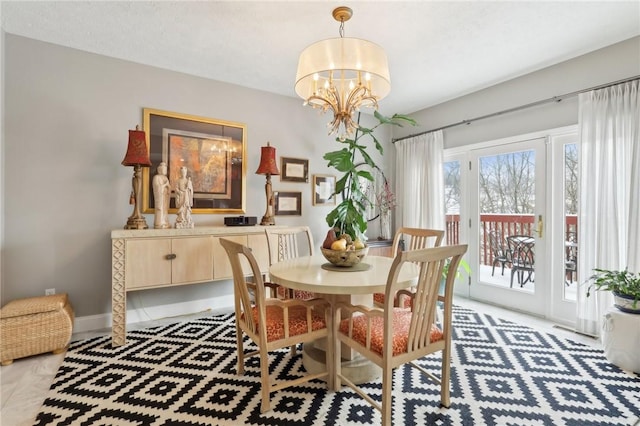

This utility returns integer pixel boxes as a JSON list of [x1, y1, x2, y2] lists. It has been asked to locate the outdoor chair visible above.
[[219, 238, 331, 413], [488, 229, 510, 276], [373, 227, 444, 308], [507, 235, 535, 288], [333, 244, 468, 426]]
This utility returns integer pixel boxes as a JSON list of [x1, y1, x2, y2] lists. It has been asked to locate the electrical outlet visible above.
[[45, 288, 56, 296]]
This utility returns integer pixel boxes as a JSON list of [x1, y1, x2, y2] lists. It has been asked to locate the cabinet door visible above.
[[172, 237, 213, 284], [213, 235, 248, 279], [126, 239, 172, 289]]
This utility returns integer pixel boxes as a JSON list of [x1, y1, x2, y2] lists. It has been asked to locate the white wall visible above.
[[395, 37, 640, 148], [1, 34, 392, 325]]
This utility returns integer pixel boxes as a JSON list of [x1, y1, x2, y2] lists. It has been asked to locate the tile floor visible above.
[[0, 299, 614, 426]]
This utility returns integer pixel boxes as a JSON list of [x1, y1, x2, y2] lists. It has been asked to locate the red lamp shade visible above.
[[121, 126, 152, 167], [255, 142, 279, 175]]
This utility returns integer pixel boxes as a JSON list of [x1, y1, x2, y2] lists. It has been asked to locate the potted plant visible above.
[[443, 258, 471, 282], [586, 268, 640, 314], [322, 111, 416, 243]]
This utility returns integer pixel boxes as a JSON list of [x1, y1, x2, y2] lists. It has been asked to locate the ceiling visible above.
[[2, 1, 639, 115]]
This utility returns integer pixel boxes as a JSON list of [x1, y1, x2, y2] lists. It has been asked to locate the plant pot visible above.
[[613, 292, 640, 314]]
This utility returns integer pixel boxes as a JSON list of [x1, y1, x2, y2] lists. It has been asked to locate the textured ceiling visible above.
[[2, 1, 639, 115]]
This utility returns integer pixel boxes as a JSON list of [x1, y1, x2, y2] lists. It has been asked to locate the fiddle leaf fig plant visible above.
[[323, 111, 416, 241]]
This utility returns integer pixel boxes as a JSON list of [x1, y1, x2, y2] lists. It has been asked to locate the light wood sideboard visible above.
[[111, 226, 286, 346]]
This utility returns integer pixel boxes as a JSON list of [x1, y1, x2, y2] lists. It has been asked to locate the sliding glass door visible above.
[[444, 129, 579, 322], [549, 133, 579, 323], [468, 138, 548, 315]]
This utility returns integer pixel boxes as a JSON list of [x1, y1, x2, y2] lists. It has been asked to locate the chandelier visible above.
[[295, 6, 390, 139]]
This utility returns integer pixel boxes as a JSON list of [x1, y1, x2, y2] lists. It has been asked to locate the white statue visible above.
[[175, 166, 194, 229], [152, 162, 171, 229]]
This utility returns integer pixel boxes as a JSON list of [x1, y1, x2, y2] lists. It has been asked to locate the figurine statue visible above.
[[152, 162, 171, 229], [175, 166, 194, 229]]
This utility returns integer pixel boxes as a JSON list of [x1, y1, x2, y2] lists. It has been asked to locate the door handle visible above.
[[534, 215, 544, 238]]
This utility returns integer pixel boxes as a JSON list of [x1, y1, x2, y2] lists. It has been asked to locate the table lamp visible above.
[[122, 125, 152, 229], [255, 142, 279, 225]]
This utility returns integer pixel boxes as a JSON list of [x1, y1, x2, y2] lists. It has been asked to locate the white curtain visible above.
[[394, 131, 445, 231], [577, 80, 640, 336]]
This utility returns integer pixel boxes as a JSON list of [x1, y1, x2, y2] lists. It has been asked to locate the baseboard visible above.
[[72, 295, 235, 334]]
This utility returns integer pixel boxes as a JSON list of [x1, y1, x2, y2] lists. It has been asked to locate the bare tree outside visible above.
[[565, 144, 578, 215], [444, 161, 461, 214], [479, 150, 535, 214]]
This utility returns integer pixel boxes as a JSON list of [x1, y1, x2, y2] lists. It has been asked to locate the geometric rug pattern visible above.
[[35, 306, 640, 425]]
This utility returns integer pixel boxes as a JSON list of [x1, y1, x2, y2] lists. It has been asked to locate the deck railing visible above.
[[445, 214, 578, 266]]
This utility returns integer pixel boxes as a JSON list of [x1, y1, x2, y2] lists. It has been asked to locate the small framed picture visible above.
[[280, 157, 309, 182], [313, 174, 336, 206], [274, 191, 302, 215]]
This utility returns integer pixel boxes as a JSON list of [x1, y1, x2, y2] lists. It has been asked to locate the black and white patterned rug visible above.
[[35, 307, 639, 425]]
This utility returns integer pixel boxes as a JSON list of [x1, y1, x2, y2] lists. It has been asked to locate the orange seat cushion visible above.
[[276, 286, 316, 301], [249, 305, 326, 342], [339, 308, 443, 356], [373, 292, 412, 309]]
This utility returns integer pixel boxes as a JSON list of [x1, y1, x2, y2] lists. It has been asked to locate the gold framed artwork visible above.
[[274, 191, 302, 215], [142, 108, 246, 214], [280, 157, 309, 182], [312, 174, 336, 206]]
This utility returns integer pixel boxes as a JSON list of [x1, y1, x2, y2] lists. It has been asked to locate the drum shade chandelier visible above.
[[295, 6, 390, 140]]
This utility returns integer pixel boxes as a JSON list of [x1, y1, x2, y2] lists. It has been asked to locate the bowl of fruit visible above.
[[320, 229, 368, 267]]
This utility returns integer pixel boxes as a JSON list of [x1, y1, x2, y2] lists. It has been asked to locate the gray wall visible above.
[[3, 33, 639, 328], [1, 34, 391, 321], [395, 37, 640, 148]]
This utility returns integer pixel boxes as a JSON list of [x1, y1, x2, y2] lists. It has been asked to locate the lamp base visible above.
[[260, 215, 275, 226], [124, 217, 149, 230]]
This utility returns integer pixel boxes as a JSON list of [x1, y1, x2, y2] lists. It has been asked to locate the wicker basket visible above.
[[0, 293, 74, 365]]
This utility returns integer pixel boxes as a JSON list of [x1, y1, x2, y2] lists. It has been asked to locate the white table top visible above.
[[268, 255, 418, 295]]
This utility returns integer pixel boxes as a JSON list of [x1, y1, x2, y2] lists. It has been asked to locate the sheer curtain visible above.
[[394, 131, 445, 231], [577, 80, 640, 336]]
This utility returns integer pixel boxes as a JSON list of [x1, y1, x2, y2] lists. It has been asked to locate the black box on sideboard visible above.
[[224, 216, 257, 226]]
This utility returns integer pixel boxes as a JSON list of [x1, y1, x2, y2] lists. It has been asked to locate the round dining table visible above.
[[268, 254, 418, 384]]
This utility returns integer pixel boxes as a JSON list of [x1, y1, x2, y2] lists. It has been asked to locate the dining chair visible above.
[[265, 226, 316, 300], [488, 229, 510, 276], [373, 227, 445, 308], [219, 238, 332, 413], [506, 235, 535, 287], [333, 244, 468, 426]]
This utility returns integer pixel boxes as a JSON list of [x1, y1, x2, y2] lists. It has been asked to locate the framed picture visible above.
[[274, 191, 302, 215], [142, 108, 246, 214], [312, 174, 336, 206], [280, 157, 309, 182]]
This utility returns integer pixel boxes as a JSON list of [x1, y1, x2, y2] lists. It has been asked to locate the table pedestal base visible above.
[[302, 341, 381, 385]]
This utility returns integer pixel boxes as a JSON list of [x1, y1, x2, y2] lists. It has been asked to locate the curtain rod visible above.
[[392, 75, 640, 143]]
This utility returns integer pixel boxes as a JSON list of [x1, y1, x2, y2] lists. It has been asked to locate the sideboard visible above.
[[111, 226, 287, 346]]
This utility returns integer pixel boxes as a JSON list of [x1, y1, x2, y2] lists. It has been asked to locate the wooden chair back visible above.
[[265, 226, 314, 265], [219, 237, 331, 413], [335, 244, 468, 426], [375, 227, 445, 308], [391, 227, 445, 255]]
